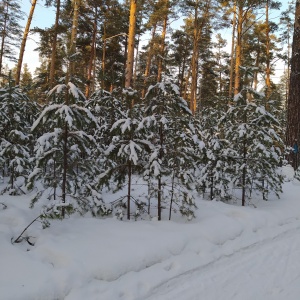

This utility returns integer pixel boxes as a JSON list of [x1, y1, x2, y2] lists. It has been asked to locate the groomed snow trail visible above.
[[143, 228, 300, 300]]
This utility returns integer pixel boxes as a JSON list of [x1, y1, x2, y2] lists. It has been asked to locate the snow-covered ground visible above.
[[1, 166, 300, 300]]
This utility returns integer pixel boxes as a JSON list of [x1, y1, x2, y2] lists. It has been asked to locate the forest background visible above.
[[0, 0, 297, 222]]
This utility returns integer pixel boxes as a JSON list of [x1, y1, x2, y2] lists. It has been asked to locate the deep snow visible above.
[[1, 166, 300, 300]]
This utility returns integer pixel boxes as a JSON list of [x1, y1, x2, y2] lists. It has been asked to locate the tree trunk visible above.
[[253, 48, 260, 90], [265, 0, 271, 102], [127, 160, 132, 220], [68, 0, 81, 82], [234, 4, 243, 95], [157, 5, 169, 83], [102, 23, 106, 90], [142, 24, 157, 97], [286, 1, 300, 169], [190, 0, 199, 114], [228, 1, 237, 98], [190, 0, 210, 113], [158, 121, 164, 221], [125, 0, 137, 88], [85, 6, 97, 98], [15, 0, 37, 85], [49, 0, 61, 88], [133, 34, 140, 87], [0, 1, 9, 75], [61, 121, 68, 218]]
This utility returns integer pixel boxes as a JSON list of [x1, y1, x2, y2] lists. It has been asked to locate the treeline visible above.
[[0, 0, 294, 110]]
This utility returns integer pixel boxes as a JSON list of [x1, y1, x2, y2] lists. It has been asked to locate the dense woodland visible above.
[[0, 0, 298, 222]]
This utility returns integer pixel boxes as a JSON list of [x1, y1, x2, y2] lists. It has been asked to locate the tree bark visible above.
[[49, 0, 61, 88], [228, 1, 237, 98], [0, 1, 9, 75], [85, 6, 97, 98], [142, 24, 157, 97], [157, 3, 168, 83], [61, 121, 68, 218], [68, 0, 81, 82], [286, 0, 300, 169], [127, 160, 132, 220], [234, 4, 243, 95], [125, 0, 137, 88], [265, 0, 271, 101], [190, 0, 199, 114], [15, 0, 37, 85]]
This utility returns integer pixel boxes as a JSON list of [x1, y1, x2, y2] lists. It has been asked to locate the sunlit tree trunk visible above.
[[49, 0, 61, 88], [234, 4, 243, 95], [228, 1, 237, 98], [125, 0, 137, 89], [15, 0, 37, 85]]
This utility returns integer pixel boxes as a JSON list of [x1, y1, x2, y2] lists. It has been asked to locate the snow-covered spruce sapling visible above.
[[0, 77, 37, 194], [143, 77, 204, 220], [102, 88, 150, 220], [85, 88, 125, 190], [198, 108, 232, 201], [221, 87, 284, 206], [86, 88, 125, 146], [27, 82, 109, 218]]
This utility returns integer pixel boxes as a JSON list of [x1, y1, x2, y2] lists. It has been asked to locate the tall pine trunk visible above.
[[142, 24, 157, 97], [49, 0, 61, 88], [265, 0, 271, 102], [234, 4, 243, 95], [125, 0, 137, 88], [157, 4, 168, 83], [190, 0, 199, 114], [286, 1, 300, 169], [228, 1, 237, 98], [0, 1, 9, 75], [86, 7, 97, 98], [68, 0, 81, 82], [15, 0, 37, 85]]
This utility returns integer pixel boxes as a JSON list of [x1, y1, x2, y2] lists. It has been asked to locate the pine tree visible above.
[[143, 76, 204, 220], [198, 107, 232, 201], [103, 89, 150, 220], [27, 82, 108, 218], [222, 85, 284, 205], [0, 75, 38, 194]]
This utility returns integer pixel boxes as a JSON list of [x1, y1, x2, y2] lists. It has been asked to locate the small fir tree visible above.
[[27, 82, 110, 218], [221, 87, 284, 205]]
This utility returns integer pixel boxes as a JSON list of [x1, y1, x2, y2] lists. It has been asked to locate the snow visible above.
[[1, 172, 300, 299]]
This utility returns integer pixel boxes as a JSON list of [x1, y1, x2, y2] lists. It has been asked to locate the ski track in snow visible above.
[[64, 217, 300, 300], [142, 223, 300, 300]]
